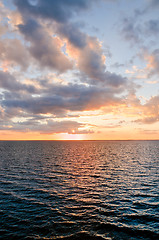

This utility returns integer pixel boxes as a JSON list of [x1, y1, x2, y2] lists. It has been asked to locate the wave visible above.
[[97, 222, 159, 239], [0, 140, 159, 240], [53, 232, 106, 240]]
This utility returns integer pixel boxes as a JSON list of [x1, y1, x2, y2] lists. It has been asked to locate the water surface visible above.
[[0, 140, 159, 239]]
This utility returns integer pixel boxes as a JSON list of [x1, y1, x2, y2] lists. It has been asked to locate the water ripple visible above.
[[0, 140, 159, 239]]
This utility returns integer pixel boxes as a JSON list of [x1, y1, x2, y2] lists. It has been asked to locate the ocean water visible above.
[[0, 140, 158, 240]]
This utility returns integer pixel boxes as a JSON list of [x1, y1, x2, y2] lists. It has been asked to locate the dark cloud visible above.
[[14, 0, 127, 87], [145, 19, 159, 36], [104, 71, 127, 87], [74, 37, 127, 87], [121, 17, 141, 45], [149, 0, 159, 8], [0, 118, 94, 134], [18, 19, 72, 72], [41, 120, 93, 134], [0, 71, 36, 93], [14, 0, 92, 23], [78, 45, 106, 81], [120, 13, 159, 48], [0, 38, 30, 70], [111, 62, 125, 68], [57, 22, 87, 48], [2, 82, 123, 116]]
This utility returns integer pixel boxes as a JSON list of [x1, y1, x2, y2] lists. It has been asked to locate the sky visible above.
[[0, 0, 159, 140]]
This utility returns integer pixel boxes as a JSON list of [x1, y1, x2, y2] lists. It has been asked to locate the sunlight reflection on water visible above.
[[0, 140, 159, 239]]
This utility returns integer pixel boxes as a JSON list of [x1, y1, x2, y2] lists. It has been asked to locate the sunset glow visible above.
[[0, 0, 159, 140]]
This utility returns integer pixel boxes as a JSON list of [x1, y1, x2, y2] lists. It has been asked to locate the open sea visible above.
[[0, 140, 158, 240]]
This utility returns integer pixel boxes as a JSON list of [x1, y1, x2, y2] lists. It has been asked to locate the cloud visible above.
[[14, 0, 127, 87], [148, 0, 159, 9], [13, 0, 93, 23], [0, 0, 129, 137], [134, 95, 159, 124], [135, 117, 159, 124], [120, 17, 141, 45], [0, 119, 94, 134], [111, 62, 125, 69], [0, 71, 36, 93], [120, 10, 159, 48], [2, 0, 157, 139], [66, 36, 127, 87], [2, 79, 124, 117], [145, 19, 159, 36], [18, 19, 72, 72], [137, 129, 159, 135], [145, 49, 159, 77], [0, 2, 9, 20], [102, 124, 122, 129], [127, 48, 159, 80], [0, 38, 30, 70], [56, 22, 87, 48]]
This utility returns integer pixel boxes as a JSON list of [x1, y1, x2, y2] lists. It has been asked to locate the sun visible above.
[[59, 133, 85, 140]]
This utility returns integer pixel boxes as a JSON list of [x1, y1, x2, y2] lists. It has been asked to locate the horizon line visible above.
[[0, 139, 159, 141]]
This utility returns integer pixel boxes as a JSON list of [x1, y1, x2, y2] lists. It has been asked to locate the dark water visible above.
[[0, 140, 159, 240]]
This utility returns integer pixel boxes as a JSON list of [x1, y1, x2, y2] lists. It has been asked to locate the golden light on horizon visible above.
[[59, 133, 85, 141]]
